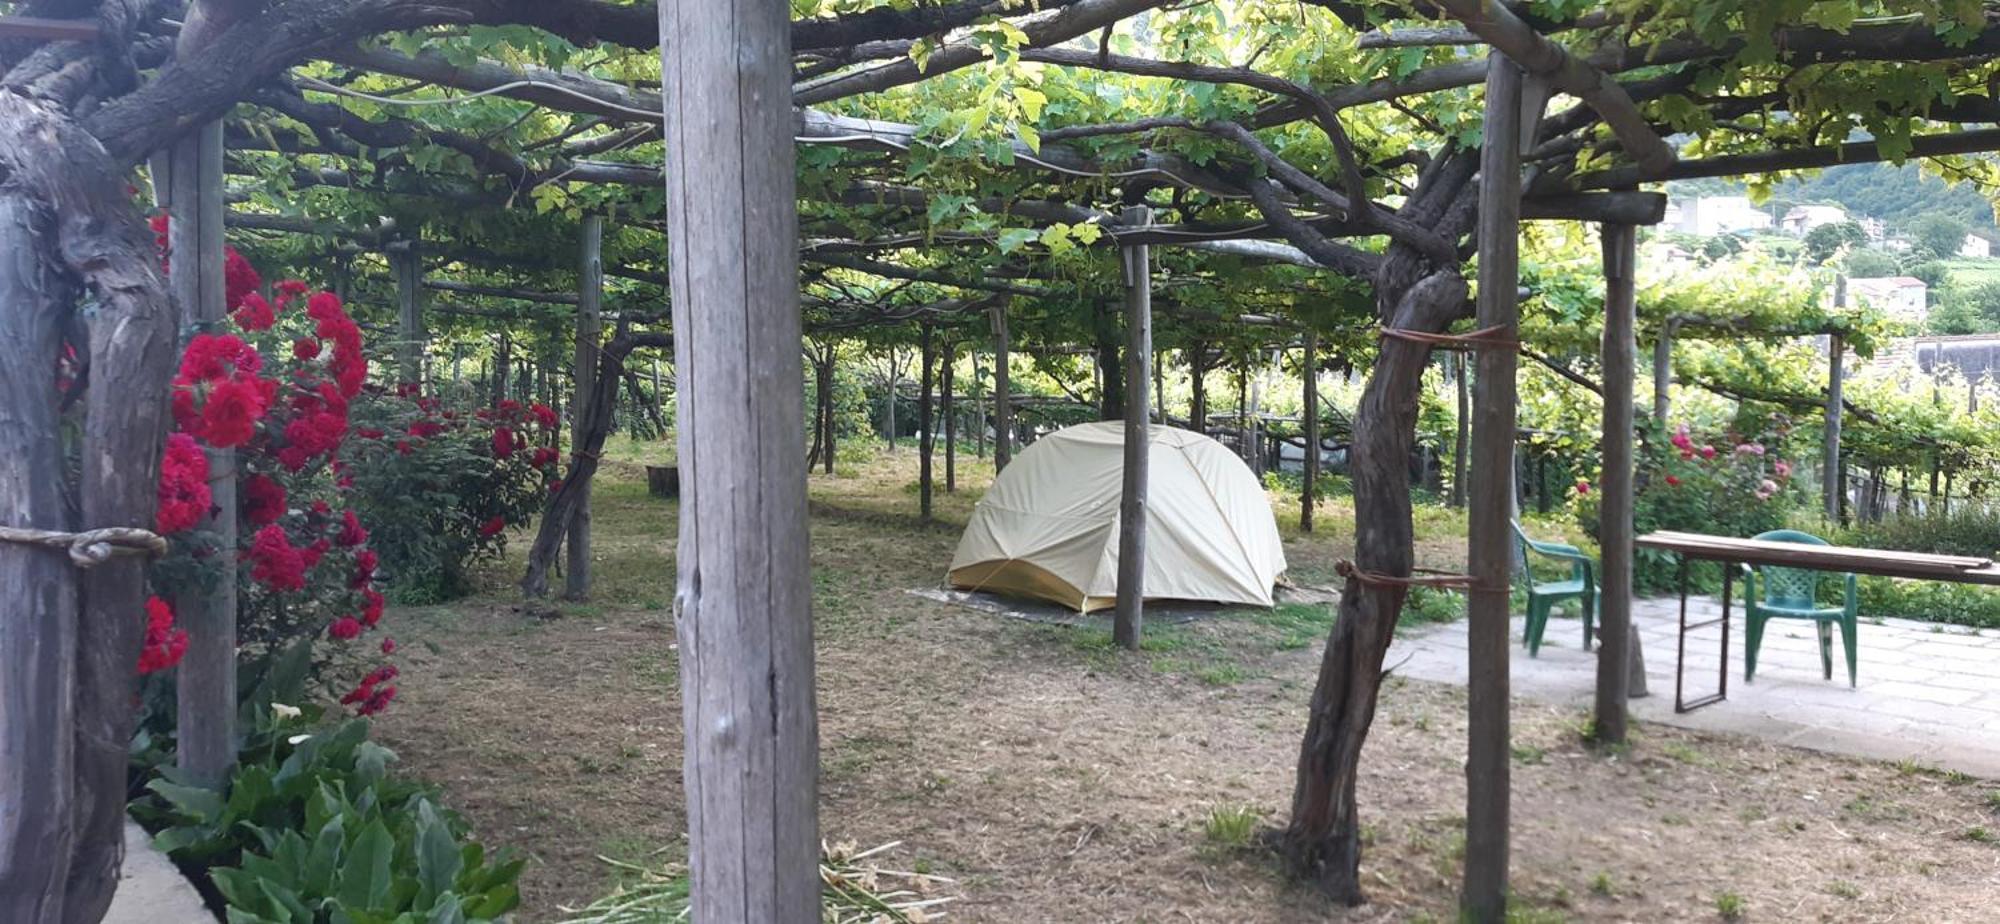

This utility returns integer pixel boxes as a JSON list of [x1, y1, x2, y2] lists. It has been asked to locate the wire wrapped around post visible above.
[[1378, 324, 1521, 353], [0, 526, 168, 568], [1335, 558, 1496, 592]]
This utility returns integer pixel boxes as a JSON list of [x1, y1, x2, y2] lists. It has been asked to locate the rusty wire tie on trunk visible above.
[[1335, 559, 1494, 592], [0, 526, 168, 568], [1377, 324, 1520, 352]]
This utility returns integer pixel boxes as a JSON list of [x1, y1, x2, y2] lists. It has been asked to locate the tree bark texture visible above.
[[1279, 143, 1481, 905], [0, 88, 178, 924], [1302, 331, 1320, 533], [990, 304, 1012, 472], [659, 2, 822, 919]]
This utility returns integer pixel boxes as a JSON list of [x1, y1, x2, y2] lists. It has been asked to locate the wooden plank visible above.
[[1595, 222, 1636, 742], [1637, 531, 1992, 572], [659, 1, 820, 919], [1114, 204, 1151, 650], [0, 15, 100, 42], [393, 247, 425, 383], [170, 121, 238, 789], [566, 214, 603, 601], [1463, 51, 1522, 924]]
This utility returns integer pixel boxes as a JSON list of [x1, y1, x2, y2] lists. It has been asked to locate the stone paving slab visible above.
[[103, 819, 213, 923], [1386, 596, 2000, 779]]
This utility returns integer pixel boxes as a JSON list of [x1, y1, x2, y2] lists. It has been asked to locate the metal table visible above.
[[1634, 531, 2000, 713]]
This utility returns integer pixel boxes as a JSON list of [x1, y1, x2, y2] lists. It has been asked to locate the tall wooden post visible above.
[[1595, 222, 1637, 742], [167, 121, 237, 788], [1463, 52, 1522, 924], [393, 246, 425, 385], [1114, 205, 1152, 650], [1189, 343, 1207, 433], [659, 2, 819, 919], [972, 350, 986, 460], [919, 322, 935, 521], [567, 214, 603, 600], [942, 338, 957, 492], [1451, 353, 1470, 507], [1825, 332, 1845, 522], [1652, 319, 1675, 424], [990, 304, 1012, 472], [1302, 331, 1320, 532], [492, 331, 511, 407]]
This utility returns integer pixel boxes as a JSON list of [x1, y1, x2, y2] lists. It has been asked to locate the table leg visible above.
[[1675, 556, 1689, 712], [1677, 556, 1729, 713], [1719, 561, 1732, 703]]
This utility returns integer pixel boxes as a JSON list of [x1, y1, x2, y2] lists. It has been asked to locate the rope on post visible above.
[[1379, 324, 1521, 352], [0, 525, 168, 568], [1335, 559, 1490, 591]]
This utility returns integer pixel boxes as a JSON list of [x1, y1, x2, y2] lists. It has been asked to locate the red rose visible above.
[[531, 403, 558, 429], [247, 523, 307, 592], [491, 427, 515, 459], [328, 617, 363, 641], [337, 509, 368, 546], [478, 516, 506, 537], [242, 473, 287, 526], [1665, 475, 1682, 487], [137, 597, 189, 675], [157, 433, 211, 534], [292, 338, 322, 361]]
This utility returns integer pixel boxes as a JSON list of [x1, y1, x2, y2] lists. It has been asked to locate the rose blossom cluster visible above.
[[145, 215, 396, 711]]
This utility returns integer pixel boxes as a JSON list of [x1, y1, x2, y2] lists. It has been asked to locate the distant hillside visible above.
[[1668, 163, 2000, 235]]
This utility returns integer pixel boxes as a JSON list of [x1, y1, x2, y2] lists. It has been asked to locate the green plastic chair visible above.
[[1742, 529, 1859, 687], [1511, 520, 1597, 657]]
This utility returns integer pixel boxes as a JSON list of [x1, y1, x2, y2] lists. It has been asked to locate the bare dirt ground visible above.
[[372, 445, 2000, 922]]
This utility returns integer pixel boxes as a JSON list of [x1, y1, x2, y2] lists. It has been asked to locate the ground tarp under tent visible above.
[[947, 422, 1287, 611]]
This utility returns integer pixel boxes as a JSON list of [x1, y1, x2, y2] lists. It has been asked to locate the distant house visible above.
[[1665, 195, 1774, 237], [1846, 276, 1929, 323], [1780, 204, 1848, 236], [1857, 216, 1887, 242], [1960, 233, 1992, 259]]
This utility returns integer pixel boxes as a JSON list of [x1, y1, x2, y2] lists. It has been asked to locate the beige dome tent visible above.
[[947, 421, 1287, 611]]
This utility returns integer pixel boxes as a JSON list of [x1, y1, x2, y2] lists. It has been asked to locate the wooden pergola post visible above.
[[1451, 352, 1470, 508], [1825, 332, 1845, 522], [1595, 221, 1637, 742], [392, 244, 425, 385], [990, 303, 1012, 472], [1463, 51, 1522, 924], [1652, 318, 1675, 424], [566, 214, 603, 601], [1114, 204, 1152, 650], [659, 2, 820, 919], [168, 120, 237, 788], [941, 336, 957, 492], [1302, 330, 1320, 532], [919, 320, 935, 521]]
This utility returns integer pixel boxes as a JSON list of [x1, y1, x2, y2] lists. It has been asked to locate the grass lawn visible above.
[[369, 439, 2000, 922]]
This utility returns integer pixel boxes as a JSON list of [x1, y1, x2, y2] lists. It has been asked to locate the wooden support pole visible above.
[[990, 304, 1012, 472], [1825, 332, 1845, 522], [1452, 352, 1470, 508], [1189, 344, 1207, 433], [883, 349, 899, 452], [169, 120, 237, 788], [492, 331, 511, 407], [972, 350, 986, 460], [1302, 330, 1320, 533], [567, 214, 603, 601], [659, 2, 819, 919], [1595, 222, 1637, 741], [393, 246, 425, 385], [1652, 319, 1675, 424], [919, 321, 936, 522], [1114, 204, 1152, 650], [942, 339, 957, 492], [1463, 52, 1522, 924]]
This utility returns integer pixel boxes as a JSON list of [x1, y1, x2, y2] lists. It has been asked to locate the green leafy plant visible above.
[[135, 717, 521, 923]]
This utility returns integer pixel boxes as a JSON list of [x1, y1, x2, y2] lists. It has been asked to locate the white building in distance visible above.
[[1665, 195, 1774, 237], [1960, 233, 1992, 259], [1846, 276, 1929, 324], [1780, 204, 1849, 236]]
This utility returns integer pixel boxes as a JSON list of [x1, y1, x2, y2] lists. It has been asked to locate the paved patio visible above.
[[1386, 596, 2000, 778]]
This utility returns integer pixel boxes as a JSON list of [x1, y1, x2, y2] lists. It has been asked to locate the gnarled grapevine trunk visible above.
[[0, 88, 178, 924], [1280, 270, 1467, 900]]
